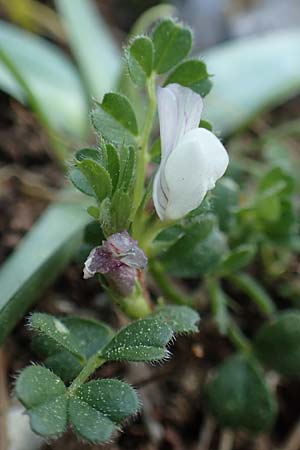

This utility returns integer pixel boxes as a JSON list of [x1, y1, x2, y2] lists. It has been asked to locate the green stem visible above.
[[131, 175, 154, 240], [206, 277, 251, 353], [150, 261, 193, 305], [68, 354, 105, 395], [107, 283, 152, 319], [138, 215, 175, 254], [227, 272, 276, 317], [132, 75, 156, 219], [206, 277, 229, 335], [227, 320, 252, 354]]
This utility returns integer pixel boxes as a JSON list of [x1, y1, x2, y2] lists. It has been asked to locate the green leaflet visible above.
[[102, 318, 173, 362], [254, 311, 300, 376], [92, 93, 138, 145], [76, 159, 112, 204], [152, 19, 192, 74], [127, 36, 154, 86], [16, 366, 67, 437], [161, 219, 227, 278], [150, 305, 200, 334], [219, 244, 256, 274], [207, 354, 277, 432], [164, 59, 209, 94]]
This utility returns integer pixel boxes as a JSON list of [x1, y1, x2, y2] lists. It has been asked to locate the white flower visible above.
[[153, 83, 229, 221]]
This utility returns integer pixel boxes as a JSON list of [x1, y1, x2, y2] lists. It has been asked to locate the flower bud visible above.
[[83, 231, 147, 297]]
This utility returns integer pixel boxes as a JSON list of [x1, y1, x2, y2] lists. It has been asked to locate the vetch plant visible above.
[[15, 18, 229, 444]]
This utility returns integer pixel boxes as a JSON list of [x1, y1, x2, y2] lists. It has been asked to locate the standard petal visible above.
[[163, 128, 229, 220], [157, 84, 203, 159], [153, 166, 169, 220]]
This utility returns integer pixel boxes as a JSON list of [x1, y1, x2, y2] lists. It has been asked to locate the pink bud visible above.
[[83, 231, 147, 296]]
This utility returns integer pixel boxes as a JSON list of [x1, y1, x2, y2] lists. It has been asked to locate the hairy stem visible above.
[[132, 75, 156, 219], [68, 354, 105, 395], [106, 282, 152, 319]]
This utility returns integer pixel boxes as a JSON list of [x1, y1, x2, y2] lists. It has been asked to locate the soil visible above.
[[1, 3, 300, 450]]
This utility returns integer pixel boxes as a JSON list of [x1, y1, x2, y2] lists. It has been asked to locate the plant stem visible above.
[[150, 261, 193, 305], [206, 277, 251, 353], [228, 320, 252, 354], [227, 272, 276, 318], [104, 282, 152, 319], [206, 277, 229, 335], [132, 75, 156, 219], [68, 354, 105, 395], [138, 215, 175, 254]]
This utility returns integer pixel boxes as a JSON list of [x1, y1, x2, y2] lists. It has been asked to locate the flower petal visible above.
[[106, 231, 147, 269], [191, 128, 229, 189], [157, 84, 203, 159], [163, 128, 229, 220], [153, 166, 169, 220], [83, 247, 117, 279], [108, 266, 137, 297]]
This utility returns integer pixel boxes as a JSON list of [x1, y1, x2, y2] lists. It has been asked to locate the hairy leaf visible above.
[[152, 19, 192, 74], [127, 35, 154, 86], [92, 93, 138, 144], [69, 379, 139, 444], [151, 305, 200, 333], [207, 354, 277, 432], [16, 365, 67, 437], [102, 318, 173, 362]]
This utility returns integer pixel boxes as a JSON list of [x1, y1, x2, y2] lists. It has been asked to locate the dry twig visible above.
[[218, 429, 235, 450], [195, 416, 216, 450]]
